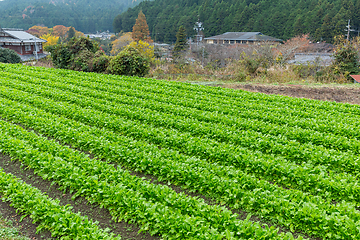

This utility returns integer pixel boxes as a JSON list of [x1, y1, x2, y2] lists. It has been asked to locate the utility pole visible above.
[[345, 19, 355, 41], [193, 18, 204, 45], [34, 37, 38, 61], [29, 38, 38, 61]]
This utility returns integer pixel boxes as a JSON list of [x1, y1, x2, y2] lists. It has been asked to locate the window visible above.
[[25, 45, 31, 51]]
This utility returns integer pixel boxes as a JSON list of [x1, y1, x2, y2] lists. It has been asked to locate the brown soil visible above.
[[0, 125, 317, 240], [0, 152, 160, 240], [226, 83, 360, 105]]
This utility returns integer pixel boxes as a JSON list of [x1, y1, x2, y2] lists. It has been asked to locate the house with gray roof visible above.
[[204, 32, 283, 44], [0, 28, 47, 61]]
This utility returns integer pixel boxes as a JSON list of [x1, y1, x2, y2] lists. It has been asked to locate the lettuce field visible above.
[[0, 63, 360, 239]]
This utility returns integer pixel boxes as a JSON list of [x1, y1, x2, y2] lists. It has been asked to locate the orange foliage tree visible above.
[[27, 25, 84, 44], [132, 11, 152, 43], [111, 32, 134, 55], [52, 25, 69, 38], [27, 26, 51, 37], [276, 34, 311, 61]]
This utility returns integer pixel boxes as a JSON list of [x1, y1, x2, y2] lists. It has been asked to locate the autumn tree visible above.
[[27, 26, 51, 37], [53, 25, 70, 38], [132, 10, 152, 42], [129, 40, 154, 62], [276, 34, 310, 61], [111, 32, 134, 55], [41, 34, 60, 48]]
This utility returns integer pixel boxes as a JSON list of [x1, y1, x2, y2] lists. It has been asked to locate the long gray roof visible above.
[[0, 29, 46, 43], [204, 32, 282, 42]]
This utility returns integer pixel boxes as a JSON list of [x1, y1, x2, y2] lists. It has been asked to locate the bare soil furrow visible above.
[[0, 152, 159, 240]]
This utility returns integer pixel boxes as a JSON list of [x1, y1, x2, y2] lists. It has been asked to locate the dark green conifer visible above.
[[173, 26, 187, 59]]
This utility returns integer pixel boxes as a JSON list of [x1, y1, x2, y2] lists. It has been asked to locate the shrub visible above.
[[0, 48, 21, 63], [47, 37, 100, 70], [331, 36, 360, 80], [90, 51, 110, 73], [107, 46, 149, 77], [128, 40, 155, 62], [332, 44, 359, 78], [48, 44, 72, 69], [72, 49, 93, 71]]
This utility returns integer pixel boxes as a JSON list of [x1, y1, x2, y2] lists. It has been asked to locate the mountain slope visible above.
[[114, 0, 360, 43], [0, 0, 144, 32]]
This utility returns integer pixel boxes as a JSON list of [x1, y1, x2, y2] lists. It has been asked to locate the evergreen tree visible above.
[[132, 10, 152, 42], [0, 48, 21, 63], [317, 14, 333, 42], [293, 16, 304, 36], [173, 26, 188, 59], [332, 7, 347, 37], [113, 0, 360, 43], [66, 27, 75, 41]]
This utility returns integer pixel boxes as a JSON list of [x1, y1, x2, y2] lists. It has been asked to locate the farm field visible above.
[[0, 63, 360, 239], [228, 83, 360, 105]]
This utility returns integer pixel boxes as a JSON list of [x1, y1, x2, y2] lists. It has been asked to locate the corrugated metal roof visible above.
[[350, 75, 360, 83], [0, 29, 46, 43], [204, 32, 282, 42]]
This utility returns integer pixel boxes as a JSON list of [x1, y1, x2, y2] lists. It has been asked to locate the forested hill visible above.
[[114, 0, 360, 43], [0, 0, 144, 33]]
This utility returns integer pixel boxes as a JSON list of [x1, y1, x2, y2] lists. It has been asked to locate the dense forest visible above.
[[0, 0, 144, 33], [114, 0, 360, 43]]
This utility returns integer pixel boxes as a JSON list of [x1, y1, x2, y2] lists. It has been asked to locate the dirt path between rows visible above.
[[226, 84, 360, 105], [0, 152, 159, 240]]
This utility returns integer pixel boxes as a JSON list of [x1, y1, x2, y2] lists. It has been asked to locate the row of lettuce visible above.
[[2, 70, 360, 200], [1, 81, 360, 204], [4, 64, 360, 140], [0, 114, 295, 239], [0, 167, 120, 239], [1, 64, 360, 238]]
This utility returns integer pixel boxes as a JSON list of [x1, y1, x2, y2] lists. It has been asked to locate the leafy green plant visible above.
[[3, 63, 360, 239], [332, 36, 360, 80], [0, 214, 31, 240], [0, 169, 120, 240], [0, 48, 21, 64], [0, 120, 286, 240], [90, 51, 110, 73], [72, 49, 93, 71], [107, 46, 149, 76], [47, 37, 102, 71]]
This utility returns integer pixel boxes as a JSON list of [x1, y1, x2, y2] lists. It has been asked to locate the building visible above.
[[0, 28, 47, 61], [288, 53, 334, 66], [85, 31, 114, 40], [204, 32, 283, 44]]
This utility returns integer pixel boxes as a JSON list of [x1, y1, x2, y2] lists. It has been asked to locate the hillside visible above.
[[114, 0, 360, 43], [0, 0, 144, 33]]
